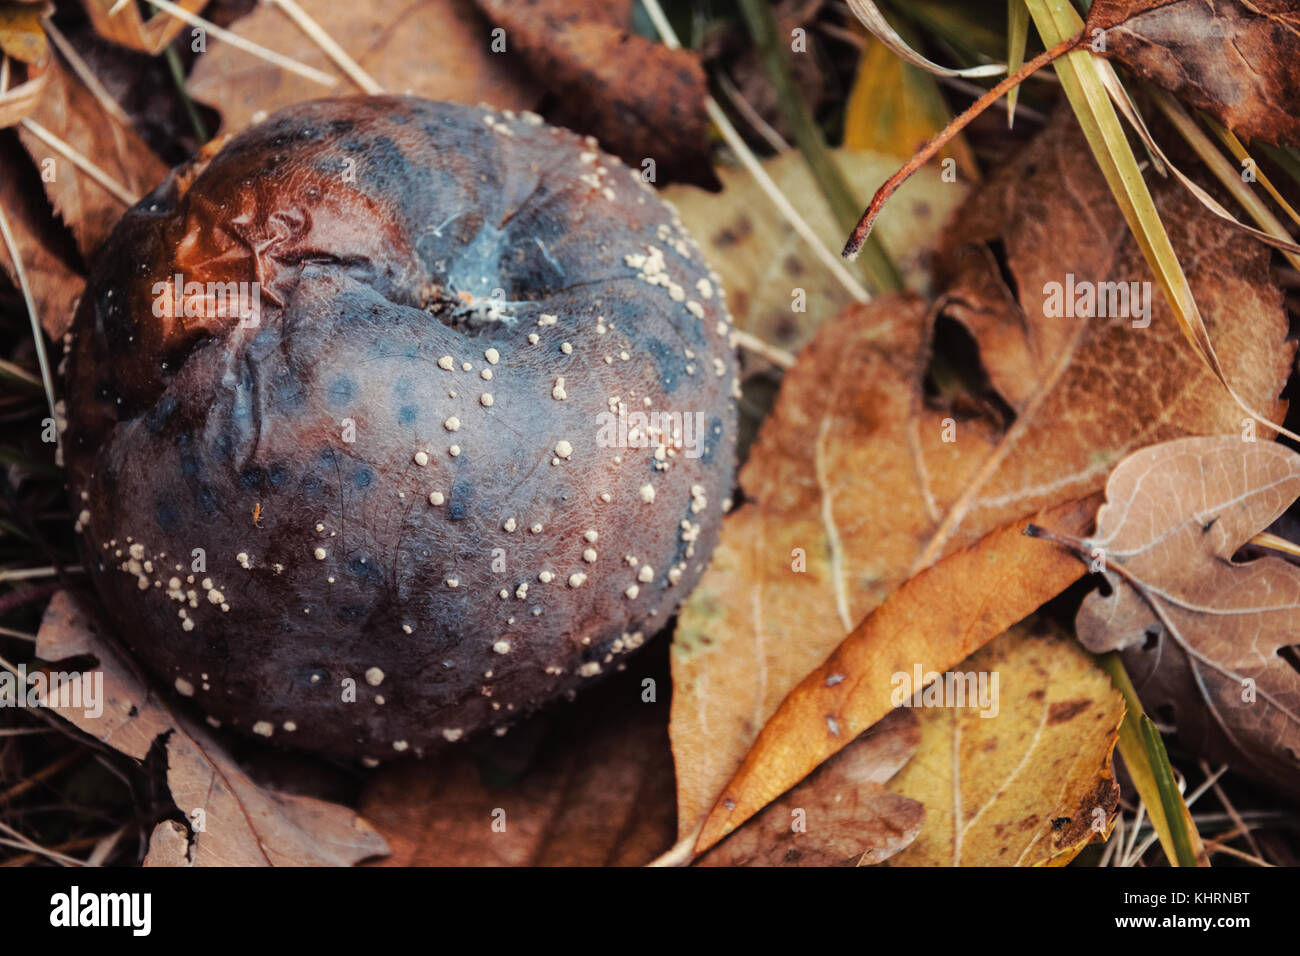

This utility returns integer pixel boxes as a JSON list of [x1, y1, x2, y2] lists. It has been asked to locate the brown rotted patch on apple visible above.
[[63, 97, 737, 762]]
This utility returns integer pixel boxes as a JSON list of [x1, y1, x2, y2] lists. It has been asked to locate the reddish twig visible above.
[[843, 31, 1086, 260]]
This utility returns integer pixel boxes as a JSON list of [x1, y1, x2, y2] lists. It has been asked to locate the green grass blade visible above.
[[1098, 653, 1206, 867]]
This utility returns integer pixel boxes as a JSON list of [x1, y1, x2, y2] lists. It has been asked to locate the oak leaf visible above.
[[1072, 435, 1300, 799]]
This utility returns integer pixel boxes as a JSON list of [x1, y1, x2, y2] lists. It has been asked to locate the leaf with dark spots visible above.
[[883, 623, 1125, 867], [1087, 0, 1300, 146]]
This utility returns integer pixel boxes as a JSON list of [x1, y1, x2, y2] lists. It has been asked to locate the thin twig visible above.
[[733, 329, 796, 369], [843, 31, 1085, 259], [0, 566, 82, 584]]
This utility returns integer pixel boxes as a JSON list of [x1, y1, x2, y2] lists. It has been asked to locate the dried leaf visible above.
[[692, 496, 1099, 854], [187, 0, 540, 138], [1088, 0, 1300, 146], [359, 654, 676, 866], [15, 57, 167, 260], [934, 104, 1290, 461], [696, 709, 923, 867], [1072, 435, 1300, 799], [670, 111, 1292, 838], [885, 621, 1124, 867], [0, 134, 83, 338], [33, 590, 388, 866], [664, 155, 965, 358], [670, 294, 998, 837], [0, 53, 48, 128], [473, 0, 716, 187]]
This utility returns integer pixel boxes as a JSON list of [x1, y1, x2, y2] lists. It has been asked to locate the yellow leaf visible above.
[[885, 621, 1125, 867]]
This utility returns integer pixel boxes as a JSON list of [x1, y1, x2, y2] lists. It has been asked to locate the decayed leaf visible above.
[[931, 104, 1291, 505], [670, 294, 999, 837], [693, 496, 1099, 854], [0, 2, 48, 64], [696, 709, 923, 867], [664, 150, 965, 356], [33, 590, 388, 866], [0, 134, 83, 338], [15, 57, 167, 260], [670, 109, 1292, 839], [359, 652, 676, 867], [473, 0, 715, 188], [1072, 435, 1300, 799], [885, 621, 1124, 867], [1087, 0, 1300, 147], [187, 0, 539, 138]]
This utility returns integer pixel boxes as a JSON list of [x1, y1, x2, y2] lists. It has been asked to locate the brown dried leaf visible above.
[[15, 57, 167, 260], [693, 497, 1100, 854], [1087, 0, 1300, 146], [696, 709, 923, 867], [473, 0, 716, 188], [359, 656, 677, 866], [34, 590, 388, 866], [0, 134, 83, 338], [671, 108, 1292, 837], [1073, 435, 1300, 799], [671, 294, 999, 837], [885, 621, 1124, 867], [187, 0, 540, 138]]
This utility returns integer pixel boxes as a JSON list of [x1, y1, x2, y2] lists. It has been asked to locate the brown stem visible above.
[[843, 31, 1086, 260]]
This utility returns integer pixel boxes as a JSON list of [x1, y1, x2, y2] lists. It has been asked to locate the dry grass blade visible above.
[[18, 118, 136, 206], [846, 0, 1005, 78], [1142, 87, 1300, 272], [1204, 117, 1300, 231], [267, 0, 382, 93]]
